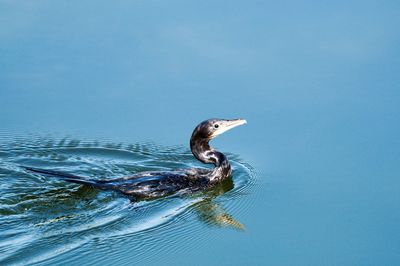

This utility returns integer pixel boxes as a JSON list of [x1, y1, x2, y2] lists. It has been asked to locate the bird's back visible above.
[[105, 169, 212, 199]]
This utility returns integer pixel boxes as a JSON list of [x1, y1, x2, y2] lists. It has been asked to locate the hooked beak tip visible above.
[[233, 119, 247, 126]]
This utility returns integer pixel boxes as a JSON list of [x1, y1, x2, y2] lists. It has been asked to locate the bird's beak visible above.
[[211, 119, 247, 138]]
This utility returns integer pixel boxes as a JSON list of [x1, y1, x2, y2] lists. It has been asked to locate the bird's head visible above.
[[191, 118, 247, 140]]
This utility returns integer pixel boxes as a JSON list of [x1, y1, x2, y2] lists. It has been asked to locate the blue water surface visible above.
[[1, 1, 400, 265]]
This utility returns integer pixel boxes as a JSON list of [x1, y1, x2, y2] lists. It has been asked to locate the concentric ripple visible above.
[[0, 136, 257, 265]]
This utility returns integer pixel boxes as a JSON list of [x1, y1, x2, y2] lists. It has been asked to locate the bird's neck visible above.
[[190, 138, 232, 182]]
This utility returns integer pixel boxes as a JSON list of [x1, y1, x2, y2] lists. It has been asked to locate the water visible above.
[[1, 1, 400, 265]]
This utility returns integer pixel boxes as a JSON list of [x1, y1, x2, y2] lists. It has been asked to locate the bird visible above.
[[24, 118, 247, 200]]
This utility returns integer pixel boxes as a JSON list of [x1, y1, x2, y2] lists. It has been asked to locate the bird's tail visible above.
[[22, 166, 111, 189]]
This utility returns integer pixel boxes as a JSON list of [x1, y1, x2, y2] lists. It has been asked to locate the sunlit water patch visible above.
[[0, 136, 257, 265]]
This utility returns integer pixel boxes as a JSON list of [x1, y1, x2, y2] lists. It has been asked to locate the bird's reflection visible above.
[[191, 177, 245, 230]]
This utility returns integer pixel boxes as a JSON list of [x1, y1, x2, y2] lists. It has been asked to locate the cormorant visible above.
[[24, 118, 247, 200]]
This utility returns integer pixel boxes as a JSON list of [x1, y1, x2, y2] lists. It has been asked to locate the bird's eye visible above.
[[214, 124, 219, 129]]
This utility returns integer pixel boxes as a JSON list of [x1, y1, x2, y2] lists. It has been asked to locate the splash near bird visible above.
[[24, 119, 247, 200]]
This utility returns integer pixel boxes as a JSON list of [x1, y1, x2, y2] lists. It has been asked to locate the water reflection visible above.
[[193, 177, 245, 230]]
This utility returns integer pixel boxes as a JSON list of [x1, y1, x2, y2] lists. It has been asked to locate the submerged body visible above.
[[25, 167, 212, 199], [25, 119, 246, 200]]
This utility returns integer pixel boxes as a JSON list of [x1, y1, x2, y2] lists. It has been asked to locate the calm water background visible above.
[[1, 1, 400, 265]]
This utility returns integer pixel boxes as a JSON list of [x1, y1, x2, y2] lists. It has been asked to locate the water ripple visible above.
[[0, 136, 258, 265]]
